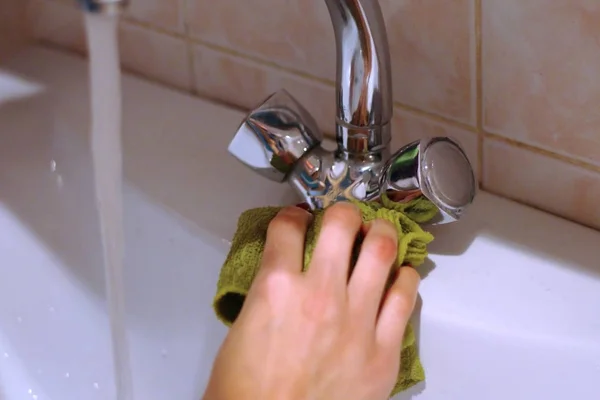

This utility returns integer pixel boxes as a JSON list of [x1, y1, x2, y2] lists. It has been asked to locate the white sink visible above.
[[1, 46, 599, 400]]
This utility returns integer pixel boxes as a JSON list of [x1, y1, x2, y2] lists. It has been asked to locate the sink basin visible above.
[[1, 46, 599, 400]]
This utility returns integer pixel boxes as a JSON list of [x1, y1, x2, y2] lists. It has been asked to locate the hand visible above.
[[203, 202, 421, 400]]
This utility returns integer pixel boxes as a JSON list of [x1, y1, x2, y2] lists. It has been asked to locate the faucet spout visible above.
[[77, 0, 128, 14], [325, 0, 393, 156]]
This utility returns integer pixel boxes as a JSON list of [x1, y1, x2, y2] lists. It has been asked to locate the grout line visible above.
[[124, 17, 483, 133], [181, 0, 198, 95], [192, 39, 337, 87], [36, 39, 250, 113], [190, 88, 250, 114], [474, 0, 483, 130], [480, 186, 600, 231], [393, 102, 479, 133], [474, 0, 484, 184], [123, 17, 337, 87], [184, 38, 197, 95], [483, 131, 600, 173], [121, 18, 485, 132], [20, 0, 31, 41], [37, 38, 86, 58]]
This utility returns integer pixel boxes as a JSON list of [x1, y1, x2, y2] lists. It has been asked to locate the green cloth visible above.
[[213, 197, 437, 397]]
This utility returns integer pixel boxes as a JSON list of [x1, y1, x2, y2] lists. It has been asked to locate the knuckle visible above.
[[264, 268, 294, 287], [323, 202, 362, 228], [372, 218, 398, 238], [370, 354, 400, 384], [371, 234, 398, 262], [365, 220, 398, 262], [302, 289, 340, 323], [254, 269, 294, 301], [387, 290, 415, 318], [401, 265, 422, 284]]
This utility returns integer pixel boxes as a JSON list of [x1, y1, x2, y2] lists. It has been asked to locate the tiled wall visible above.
[[25, 0, 600, 230], [0, 0, 29, 61]]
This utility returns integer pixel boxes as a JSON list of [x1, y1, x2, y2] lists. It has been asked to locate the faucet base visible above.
[[288, 146, 387, 209]]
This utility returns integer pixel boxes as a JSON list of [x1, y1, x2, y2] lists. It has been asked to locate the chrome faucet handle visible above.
[[381, 137, 476, 225], [228, 89, 323, 183]]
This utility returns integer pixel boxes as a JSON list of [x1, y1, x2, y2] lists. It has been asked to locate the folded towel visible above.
[[213, 196, 437, 397]]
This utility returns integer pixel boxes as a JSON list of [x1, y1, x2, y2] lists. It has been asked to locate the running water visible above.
[[84, 13, 134, 400]]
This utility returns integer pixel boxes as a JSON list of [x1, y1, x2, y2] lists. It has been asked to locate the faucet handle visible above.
[[228, 89, 323, 183], [381, 137, 476, 225]]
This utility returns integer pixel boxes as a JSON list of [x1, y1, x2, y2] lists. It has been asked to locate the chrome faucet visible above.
[[229, 0, 476, 224], [77, 0, 128, 14]]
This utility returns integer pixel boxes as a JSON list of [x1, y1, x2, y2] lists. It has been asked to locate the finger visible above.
[[260, 206, 312, 274], [376, 266, 420, 350], [306, 202, 362, 289], [347, 219, 398, 323]]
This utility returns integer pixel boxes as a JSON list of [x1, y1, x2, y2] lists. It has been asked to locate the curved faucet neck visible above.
[[325, 0, 393, 156]]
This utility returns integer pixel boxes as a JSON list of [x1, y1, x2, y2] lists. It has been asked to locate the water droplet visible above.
[[32, 395, 38, 400], [17, 316, 22, 323], [3, 352, 8, 358], [65, 372, 70, 378], [50, 160, 57, 172], [28, 389, 33, 394], [57, 175, 64, 187], [93, 382, 99, 390], [49, 306, 55, 313]]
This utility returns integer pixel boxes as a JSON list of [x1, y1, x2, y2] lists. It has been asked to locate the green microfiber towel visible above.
[[213, 196, 437, 397]]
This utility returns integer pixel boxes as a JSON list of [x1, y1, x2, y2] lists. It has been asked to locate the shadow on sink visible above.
[[420, 192, 600, 281]]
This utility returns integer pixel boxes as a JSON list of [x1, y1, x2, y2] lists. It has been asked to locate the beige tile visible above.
[[126, 0, 184, 33], [483, 138, 600, 230], [25, 2, 191, 90], [0, 0, 28, 63], [382, 0, 475, 125], [27, 0, 87, 55], [186, 0, 474, 125], [0, 31, 27, 63], [483, 0, 600, 167], [119, 23, 191, 91], [391, 109, 480, 180], [192, 44, 336, 135], [186, 0, 336, 81], [0, 0, 27, 36]]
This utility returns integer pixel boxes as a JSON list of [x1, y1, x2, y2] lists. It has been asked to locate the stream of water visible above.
[[84, 13, 134, 400]]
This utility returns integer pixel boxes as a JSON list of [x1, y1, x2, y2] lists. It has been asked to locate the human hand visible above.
[[203, 202, 421, 400]]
